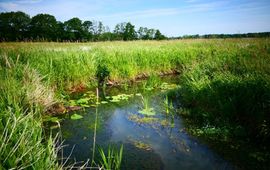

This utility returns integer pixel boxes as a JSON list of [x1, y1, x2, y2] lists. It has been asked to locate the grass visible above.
[[0, 38, 269, 169]]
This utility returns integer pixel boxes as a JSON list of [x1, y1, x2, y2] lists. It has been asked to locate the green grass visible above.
[[0, 38, 270, 169]]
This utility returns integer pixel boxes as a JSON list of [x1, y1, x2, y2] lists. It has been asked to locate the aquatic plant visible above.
[[98, 144, 123, 170], [163, 95, 172, 115], [96, 63, 110, 87], [138, 96, 156, 116], [128, 114, 158, 124]]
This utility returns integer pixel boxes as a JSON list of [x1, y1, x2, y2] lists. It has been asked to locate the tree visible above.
[[90, 20, 105, 41], [114, 22, 126, 40], [123, 22, 136, 41], [137, 27, 148, 40], [154, 29, 166, 40], [30, 14, 58, 41], [82, 20, 93, 41], [64, 17, 83, 41], [147, 29, 156, 40], [55, 21, 65, 41], [0, 11, 30, 41]]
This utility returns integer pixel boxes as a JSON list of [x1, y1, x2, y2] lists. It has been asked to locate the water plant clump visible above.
[[138, 96, 156, 116], [98, 144, 123, 170], [128, 114, 159, 124]]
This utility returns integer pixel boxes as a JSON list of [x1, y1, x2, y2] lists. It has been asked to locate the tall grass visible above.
[[179, 39, 270, 142], [0, 56, 60, 169], [98, 144, 123, 170]]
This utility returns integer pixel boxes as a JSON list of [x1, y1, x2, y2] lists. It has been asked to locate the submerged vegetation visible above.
[[0, 38, 270, 169]]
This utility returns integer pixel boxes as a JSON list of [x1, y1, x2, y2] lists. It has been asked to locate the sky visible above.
[[0, 0, 270, 37]]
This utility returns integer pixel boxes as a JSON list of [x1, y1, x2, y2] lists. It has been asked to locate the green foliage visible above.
[[0, 11, 31, 41], [30, 14, 58, 41]]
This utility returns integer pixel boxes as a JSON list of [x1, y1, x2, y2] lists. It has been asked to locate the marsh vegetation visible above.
[[0, 38, 270, 169]]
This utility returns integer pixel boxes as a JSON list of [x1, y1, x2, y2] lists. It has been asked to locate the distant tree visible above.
[[147, 29, 156, 40], [90, 21, 105, 41], [98, 26, 113, 41], [29, 14, 58, 41], [123, 22, 136, 41], [0, 11, 30, 41], [97, 21, 105, 35], [114, 22, 126, 40], [82, 20, 93, 41], [137, 27, 148, 40], [64, 17, 83, 41], [154, 29, 166, 40], [55, 21, 65, 41]]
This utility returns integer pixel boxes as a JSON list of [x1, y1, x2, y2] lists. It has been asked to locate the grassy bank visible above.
[[178, 39, 270, 169], [0, 39, 269, 169]]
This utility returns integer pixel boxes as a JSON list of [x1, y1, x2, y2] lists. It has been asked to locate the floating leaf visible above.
[[110, 99, 120, 103], [43, 116, 61, 123], [101, 101, 108, 104], [71, 113, 83, 120]]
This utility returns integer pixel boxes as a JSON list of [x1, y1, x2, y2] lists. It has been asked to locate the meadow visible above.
[[0, 39, 269, 169]]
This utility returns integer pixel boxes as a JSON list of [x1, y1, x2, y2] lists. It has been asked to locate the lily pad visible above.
[[101, 101, 108, 104], [43, 116, 61, 123], [109, 93, 134, 103], [71, 113, 83, 120]]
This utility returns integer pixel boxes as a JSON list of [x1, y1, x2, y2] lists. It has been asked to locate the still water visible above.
[[48, 77, 233, 170]]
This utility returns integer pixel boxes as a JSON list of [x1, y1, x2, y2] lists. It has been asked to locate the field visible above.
[[0, 39, 270, 169]]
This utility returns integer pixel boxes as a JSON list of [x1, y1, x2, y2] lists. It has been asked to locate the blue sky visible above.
[[0, 0, 270, 36]]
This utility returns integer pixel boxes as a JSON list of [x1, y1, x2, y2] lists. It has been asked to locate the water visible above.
[[49, 78, 234, 170]]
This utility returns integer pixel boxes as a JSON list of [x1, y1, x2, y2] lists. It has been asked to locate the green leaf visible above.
[[71, 113, 83, 120]]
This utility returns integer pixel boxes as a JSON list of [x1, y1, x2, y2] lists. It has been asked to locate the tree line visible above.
[[1, 11, 269, 42], [0, 11, 166, 42], [173, 32, 270, 39]]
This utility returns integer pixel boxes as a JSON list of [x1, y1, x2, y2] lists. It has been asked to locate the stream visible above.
[[47, 77, 234, 170]]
